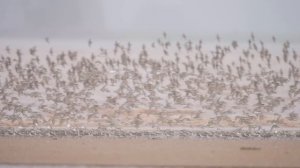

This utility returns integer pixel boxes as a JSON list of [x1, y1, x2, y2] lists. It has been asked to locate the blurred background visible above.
[[0, 0, 299, 41]]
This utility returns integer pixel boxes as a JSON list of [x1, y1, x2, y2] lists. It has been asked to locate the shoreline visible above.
[[1, 127, 300, 140]]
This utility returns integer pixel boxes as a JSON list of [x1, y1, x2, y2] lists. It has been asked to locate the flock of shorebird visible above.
[[0, 33, 299, 129]]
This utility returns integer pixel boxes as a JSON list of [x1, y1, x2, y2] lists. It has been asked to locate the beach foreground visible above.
[[0, 137, 300, 167]]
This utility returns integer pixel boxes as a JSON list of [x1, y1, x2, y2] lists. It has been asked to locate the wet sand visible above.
[[1, 137, 300, 167]]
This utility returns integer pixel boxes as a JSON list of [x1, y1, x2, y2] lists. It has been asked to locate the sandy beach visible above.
[[1, 0, 300, 167], [0, 137, 300, 167]]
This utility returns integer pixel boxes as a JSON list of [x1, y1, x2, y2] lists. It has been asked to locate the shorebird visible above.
[[88, 39, 92, 47], [45, 37, 50, 43], [29, 46, 37, 56], [0, 33, 298, 133], [5, 46, 11, 54]]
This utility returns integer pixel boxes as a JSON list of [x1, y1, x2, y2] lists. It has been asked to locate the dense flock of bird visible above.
[[0, 33, 299, 130]]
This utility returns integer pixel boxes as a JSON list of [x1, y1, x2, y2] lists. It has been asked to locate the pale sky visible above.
[[0, 0, 299, 40]]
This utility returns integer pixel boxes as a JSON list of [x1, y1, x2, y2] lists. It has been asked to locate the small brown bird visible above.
[[88, 39, 92, 47]]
